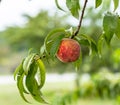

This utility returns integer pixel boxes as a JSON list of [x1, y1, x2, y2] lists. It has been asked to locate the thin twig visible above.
[[71, 0, 88, 39]]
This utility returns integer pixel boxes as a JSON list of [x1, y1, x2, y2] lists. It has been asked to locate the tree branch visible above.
[[71, 0, 88, 39]]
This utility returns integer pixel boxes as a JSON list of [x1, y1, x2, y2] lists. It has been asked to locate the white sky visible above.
[[0, 0, 57, 30], [0, 0, 119, 31]]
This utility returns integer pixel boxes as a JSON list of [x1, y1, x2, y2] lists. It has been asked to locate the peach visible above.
[[56, 38, 80, 63]]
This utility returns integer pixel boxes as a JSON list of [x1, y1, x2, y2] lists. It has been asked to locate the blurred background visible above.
[[0, 0, 120, 105]]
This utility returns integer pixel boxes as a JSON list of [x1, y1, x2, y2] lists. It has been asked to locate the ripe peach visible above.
[[56, 38, 80, 63]]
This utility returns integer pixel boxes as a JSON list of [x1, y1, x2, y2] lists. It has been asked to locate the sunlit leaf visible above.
[[103, 12, 119, 45], [113, 0, 119, 11], [112, 48, 120, 63], [65, 27, 74, 37], [95, 0, 102, 8], [36, 59, 46, 89], [28, 48, 33, 55], [66, 0, 80, 18], [23, 53, 36, 75], [40, 45, 45, 57]]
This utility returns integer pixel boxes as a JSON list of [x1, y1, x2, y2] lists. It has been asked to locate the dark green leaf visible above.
[[55, 0, 65, 11], [44, 28, 65, 54], [113, 0, 119, 11], [115, 18, 120, 39], [23, 53, 36, 75], [75, 34, 98, 55], [66, 0, 80, 18], [36, 59, 46, 89], [103, 12, 119, 45], [91, 41, 98, 54], [50, 34, 65, 58], [75, 36, 89, 46], [26, 62, 48, 104], [95, 0, 102, 8]]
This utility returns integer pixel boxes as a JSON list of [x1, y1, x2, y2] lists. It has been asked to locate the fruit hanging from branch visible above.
[[56, 38, 80, 63], [13, 0, 120, 104]]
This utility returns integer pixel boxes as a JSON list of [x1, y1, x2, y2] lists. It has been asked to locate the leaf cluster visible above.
[[14, 53, 48, 104], [56, 0, 120, 19]]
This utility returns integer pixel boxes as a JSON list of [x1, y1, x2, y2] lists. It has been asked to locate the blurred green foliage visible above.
[[50, 70, 120, 105], [2, 11, 69, 52]]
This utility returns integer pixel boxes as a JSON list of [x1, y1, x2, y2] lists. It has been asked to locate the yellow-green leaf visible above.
[[113, 0, 119, 11], [17, 73, 29, 103], [95, 0, 102, 8], [115, 18, 120, 39], [23, 53, 35, 75], [36, 59, 46, 89]]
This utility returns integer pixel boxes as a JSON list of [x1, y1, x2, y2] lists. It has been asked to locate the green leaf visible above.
[[98, 35, 105, 57], [55, 0, 65, 11], [15, 60, 29, 96], [73, 51, 82, 71], [15, 60, 29, 102], [66, 0, 80, 18], [75, 36, 90, 46], [91, 41, 98, 54], [44, 28, 65, 54], [112, 48, 120, 63], [65, 27, 74, 36], [36, 59, 46, 89], [103, 12, 119, 45], [14, 60, 24, 80], [25, 61, 48, 104], [113, 0, 119, 11], [95, 0, 102, 8], [50, 34, 65, 58], [75, 34, 98, 55], [115, 18, 120, 39], [23, 53, 36, 75], [28, 48, 33, 55], [40, 45, 45, 57], [17, 73, 29, 103]]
